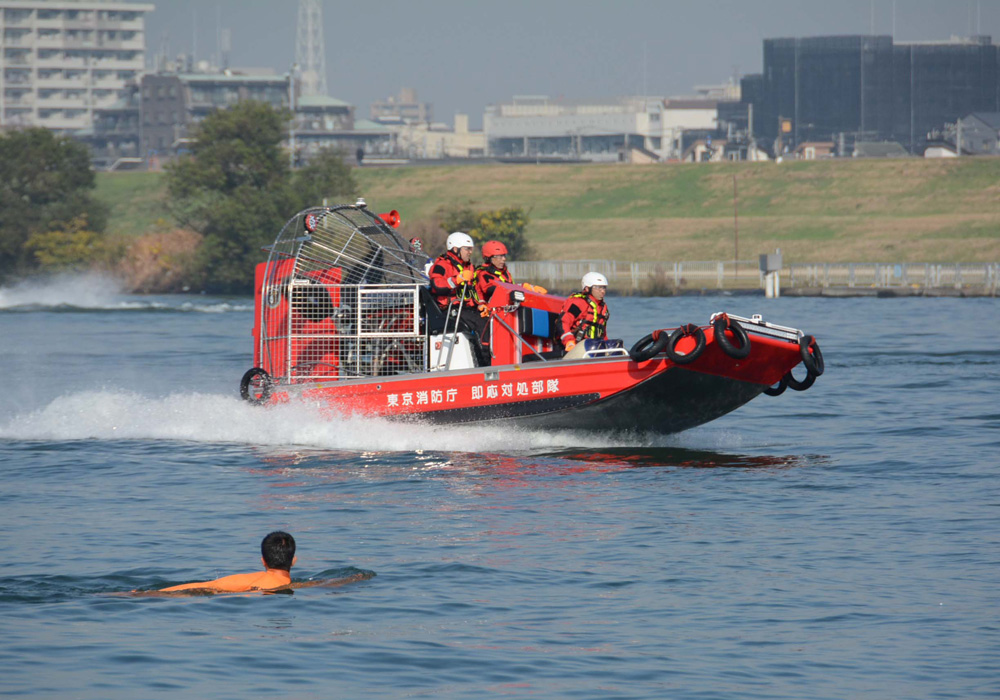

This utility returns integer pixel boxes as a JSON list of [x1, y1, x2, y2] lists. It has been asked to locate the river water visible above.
[[0, 274, 996, 699]]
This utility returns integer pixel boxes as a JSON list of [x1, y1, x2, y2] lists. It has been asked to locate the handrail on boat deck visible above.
[[488, 312, 550, 363]]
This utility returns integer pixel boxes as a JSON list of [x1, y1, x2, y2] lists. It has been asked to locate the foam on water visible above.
[[0, 272, 124, 309], [0, 273, 250, 312], [0, 389, 630, 452]]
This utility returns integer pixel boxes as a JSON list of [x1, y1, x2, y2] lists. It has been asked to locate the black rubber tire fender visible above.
[[763, 375, 788, 396], [712, 316, 751, 360], [785, 368, 816, 392], [240, 367, 272, 405], [799, 335, 825, 377], [629, 329, 671, 362], [665, 323, 706, 365]]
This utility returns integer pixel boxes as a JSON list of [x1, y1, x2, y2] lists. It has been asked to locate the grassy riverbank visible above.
[[96, 158, 1000, 263]]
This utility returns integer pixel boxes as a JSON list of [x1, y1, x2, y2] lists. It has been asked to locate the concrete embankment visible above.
[[781, 286, 992, 297]]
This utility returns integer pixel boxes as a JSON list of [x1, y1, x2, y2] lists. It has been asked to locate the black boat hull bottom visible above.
[[420, 367, 765, 435]]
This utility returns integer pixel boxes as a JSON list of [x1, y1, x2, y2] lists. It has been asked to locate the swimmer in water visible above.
[[160, 531, 296, 593]]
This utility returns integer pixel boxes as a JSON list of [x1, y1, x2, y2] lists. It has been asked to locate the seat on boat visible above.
[[420, 286, 448, 335], [517, 306, 565, 362], [421, 286, 489, 367]]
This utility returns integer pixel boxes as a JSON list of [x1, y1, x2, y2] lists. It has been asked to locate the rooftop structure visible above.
[[370, 87, 432, 124]]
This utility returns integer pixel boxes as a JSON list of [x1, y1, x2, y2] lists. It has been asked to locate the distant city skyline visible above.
[[144, 0, 1000, 128]]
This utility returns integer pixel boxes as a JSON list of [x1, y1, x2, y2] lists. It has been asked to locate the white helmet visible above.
[[582, 272, 608, 289], [446, 231, 474, 250]]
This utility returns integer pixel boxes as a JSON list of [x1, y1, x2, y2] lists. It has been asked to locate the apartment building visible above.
[[1, 0, 153, 132]]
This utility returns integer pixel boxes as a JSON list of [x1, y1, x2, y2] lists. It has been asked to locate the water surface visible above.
[[1, 275, 997, 699]]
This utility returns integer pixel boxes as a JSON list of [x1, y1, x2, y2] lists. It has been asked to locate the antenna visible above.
[[158, 32, 169, 72], [215, 5, 220, 69], [642, 42, 647, 98], [296, 0, 328, 96], [221, 28, 231, 70]]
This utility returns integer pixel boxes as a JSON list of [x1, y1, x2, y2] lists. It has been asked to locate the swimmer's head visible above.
[[261, 531, 296, 571]]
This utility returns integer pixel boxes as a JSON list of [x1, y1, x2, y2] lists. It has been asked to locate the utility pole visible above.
[[288, 63, 298, 169], [733, 173, 739, 278]]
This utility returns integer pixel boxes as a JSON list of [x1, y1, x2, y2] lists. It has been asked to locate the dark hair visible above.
[[261, 531, 295, 571]]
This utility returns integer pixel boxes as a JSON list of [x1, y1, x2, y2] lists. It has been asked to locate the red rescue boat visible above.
[[240, 203, 824, 434]]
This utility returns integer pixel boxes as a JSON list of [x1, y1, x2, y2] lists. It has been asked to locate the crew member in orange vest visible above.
[[474, 240, 548, 308], [474, 240, 514, 305], [428, 232, 488, 363], [559, 272, 610, 352]]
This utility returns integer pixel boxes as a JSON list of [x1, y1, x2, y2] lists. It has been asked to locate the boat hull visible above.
[[272, 328, 803, 435], [523, 367, 765, 434]]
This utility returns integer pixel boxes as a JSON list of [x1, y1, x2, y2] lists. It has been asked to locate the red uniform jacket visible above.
[[429, 251, 476, 308], [559, 292, 609, 345], [474, 264, 514, 304]]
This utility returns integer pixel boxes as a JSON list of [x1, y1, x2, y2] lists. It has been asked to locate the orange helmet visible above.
[[483, 240, 508, 258]]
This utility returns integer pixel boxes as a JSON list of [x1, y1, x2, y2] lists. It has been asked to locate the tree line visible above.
[[0, 101, 529, 293]]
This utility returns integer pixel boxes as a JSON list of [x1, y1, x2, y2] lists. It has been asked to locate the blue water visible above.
[[1, 274, 997, 699]]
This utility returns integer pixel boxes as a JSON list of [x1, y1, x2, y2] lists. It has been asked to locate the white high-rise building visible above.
[[1, 0, 153, 132]]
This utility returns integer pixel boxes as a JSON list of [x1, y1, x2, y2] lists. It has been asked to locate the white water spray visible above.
[[0, 273, 124, 309], [0, 273, 250, 312], [0, 390, 630, 452]]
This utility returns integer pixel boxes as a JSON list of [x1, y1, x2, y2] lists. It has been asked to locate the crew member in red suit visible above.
[[474, 240, 514, 305], [428, 232, 488, 363], [474, 240, 548, 307], [559, 272, 610, 352], [473, 240, 549, 343]]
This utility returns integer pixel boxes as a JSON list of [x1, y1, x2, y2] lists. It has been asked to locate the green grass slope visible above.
[[97, 159, 1000, 263], [95, 171, 170, 237]]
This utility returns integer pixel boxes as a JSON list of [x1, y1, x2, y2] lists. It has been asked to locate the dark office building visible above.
[[891, 38, 999, 152], [743, 35, 1000, 154]]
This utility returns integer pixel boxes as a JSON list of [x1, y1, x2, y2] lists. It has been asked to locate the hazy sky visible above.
[[144, 0, 1000, 127]]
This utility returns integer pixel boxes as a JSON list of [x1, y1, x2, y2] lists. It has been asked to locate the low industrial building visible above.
[[926, 112, 1000, 157], [484, 95, 726, 162], [393, 113, 484, 159]]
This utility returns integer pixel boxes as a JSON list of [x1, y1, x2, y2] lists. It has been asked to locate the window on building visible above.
[[5, 9, 33, 22]]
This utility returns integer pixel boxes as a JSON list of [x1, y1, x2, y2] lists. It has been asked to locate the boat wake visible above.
[[0, 273, 250, 312], [0, 389, 637, 452]]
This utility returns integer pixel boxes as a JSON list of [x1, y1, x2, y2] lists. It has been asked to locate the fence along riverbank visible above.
[[507, 261, 1000, 296]]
